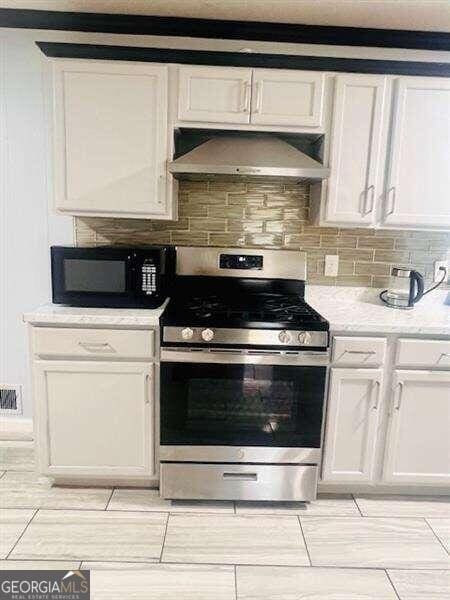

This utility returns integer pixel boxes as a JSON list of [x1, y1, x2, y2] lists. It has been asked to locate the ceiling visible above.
[[2, 0, 450, 32]]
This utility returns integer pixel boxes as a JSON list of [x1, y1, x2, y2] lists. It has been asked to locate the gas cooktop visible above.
[[164, 291, 328, 330]]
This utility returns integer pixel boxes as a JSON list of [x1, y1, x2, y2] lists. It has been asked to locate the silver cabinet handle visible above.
[[253, 81, 263, 114], [157, 174, 165, 206], [240, 81, 251, 112], [385, 186, 396, 216], [362, 185, 375, 216], [395, 381, 404, 411], [145, 373, 151, 404], [244, 82, 251, 112], [239, 80, 247, 111], [438, 352, 450, 363], [78, 341, 114, 353], [372, 380, 381, 410], [223, 472, 258, 481], [344, 350, 376, 355]]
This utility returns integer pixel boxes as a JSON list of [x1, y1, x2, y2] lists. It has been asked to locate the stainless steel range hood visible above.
[[168, 135, 330, 180]]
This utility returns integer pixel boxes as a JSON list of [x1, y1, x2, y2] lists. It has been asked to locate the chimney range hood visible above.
[[168, 135, 330, 180]]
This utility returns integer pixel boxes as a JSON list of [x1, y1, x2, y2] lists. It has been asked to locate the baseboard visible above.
[[319, 482, 450, 496], [52, 477, 159, 488], [0, 417, 33, 441]]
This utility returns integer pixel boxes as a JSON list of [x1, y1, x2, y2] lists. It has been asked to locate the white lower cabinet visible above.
[[383, 370, 450, 485], [322, 368, 383, 483], [34, 360, 155, 479], [322, 336, 450, 490]]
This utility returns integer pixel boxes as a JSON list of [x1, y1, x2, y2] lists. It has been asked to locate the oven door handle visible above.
[[161, 348, 329, 367]]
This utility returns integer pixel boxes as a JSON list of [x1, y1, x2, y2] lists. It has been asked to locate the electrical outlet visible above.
[[434, 260, 448, 283], [325, 255, 339, 277]]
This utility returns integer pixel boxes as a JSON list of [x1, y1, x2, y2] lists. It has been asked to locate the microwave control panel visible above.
[[141, 259, 157, 295]]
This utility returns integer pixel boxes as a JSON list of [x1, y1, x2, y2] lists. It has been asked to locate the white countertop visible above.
[[306, 286, 450, 336], [23, 300, 168, 327], [24, 288, 450, 336]]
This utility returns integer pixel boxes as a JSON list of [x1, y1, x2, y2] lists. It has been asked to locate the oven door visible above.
[[160, 348, 328, 464]]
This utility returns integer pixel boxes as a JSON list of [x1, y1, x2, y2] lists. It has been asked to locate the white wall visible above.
[[0, 26, 449, 421], [0, 29, 73, 419]]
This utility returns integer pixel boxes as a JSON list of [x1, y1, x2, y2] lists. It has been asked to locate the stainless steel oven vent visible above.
[[169, 135, 330, 180]]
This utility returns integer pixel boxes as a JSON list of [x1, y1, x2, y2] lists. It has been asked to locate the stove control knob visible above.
[[201, 328, 215, 342], [278, 330, 292, 344], [181, 327, 194, 340], [298, 331, 312, 345]]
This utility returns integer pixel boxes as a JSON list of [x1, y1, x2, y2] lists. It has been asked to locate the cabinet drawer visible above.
[[332, 336, 386, 365], [33, 327, 155, 359], [161, 463, 318, 501], [396, 338, 450, 368]]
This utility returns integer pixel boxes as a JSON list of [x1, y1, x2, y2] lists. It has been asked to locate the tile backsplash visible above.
[[75, 178, 450, 288]]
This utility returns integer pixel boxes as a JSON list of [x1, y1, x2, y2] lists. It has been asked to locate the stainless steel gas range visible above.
[[159, 247, 329, 502]]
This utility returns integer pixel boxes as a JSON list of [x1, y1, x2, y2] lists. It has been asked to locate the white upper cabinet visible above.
[[250, 69, 324, 127], [382, 77, 450, 228], [325, 74, 387, 224], [322, 368, 383, 483], [178, 66, 252, 124], [177, 66, 324, 128], [321, 73, 450, 230], [383, 370, 450, 485], [53, 60, 174, 219]]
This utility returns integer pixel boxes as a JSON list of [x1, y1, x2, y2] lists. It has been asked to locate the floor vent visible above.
[[0, 385, 23, 415]]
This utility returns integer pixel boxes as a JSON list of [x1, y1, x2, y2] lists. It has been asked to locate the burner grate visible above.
[[186, 294, 321, 323]]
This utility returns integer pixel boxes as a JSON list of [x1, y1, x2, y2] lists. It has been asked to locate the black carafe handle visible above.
[[410, 270, 425, 305]]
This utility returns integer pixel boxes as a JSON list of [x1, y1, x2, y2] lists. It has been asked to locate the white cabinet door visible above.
[[34, 361, 155, 478], [251, 69, 324, 127], [178, 66, 252, 124], [53, 60, 172, 219], [322, 368, 383, 483], [382, 77, 450, 228], [383, 370, 450, 485], [326, 75, 387, 224]]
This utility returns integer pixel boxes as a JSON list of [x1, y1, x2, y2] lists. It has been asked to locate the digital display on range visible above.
[[219, 254, 263, 270]]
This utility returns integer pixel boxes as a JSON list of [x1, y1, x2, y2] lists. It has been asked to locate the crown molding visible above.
[[1, 8, 450, 52], [36, 42, 450, 78]]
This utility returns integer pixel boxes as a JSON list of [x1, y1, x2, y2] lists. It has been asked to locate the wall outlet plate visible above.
[[325, 254, 339, 277], [434, 260, 448, 283]]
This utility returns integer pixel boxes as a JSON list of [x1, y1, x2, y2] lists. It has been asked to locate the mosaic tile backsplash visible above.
[[75, 178, 450, 289]]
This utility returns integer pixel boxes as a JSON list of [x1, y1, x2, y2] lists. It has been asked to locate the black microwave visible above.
[[51, 246, 176, 308]]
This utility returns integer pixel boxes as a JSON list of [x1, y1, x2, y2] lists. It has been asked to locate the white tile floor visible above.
[[0, 442, 449, 599]]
